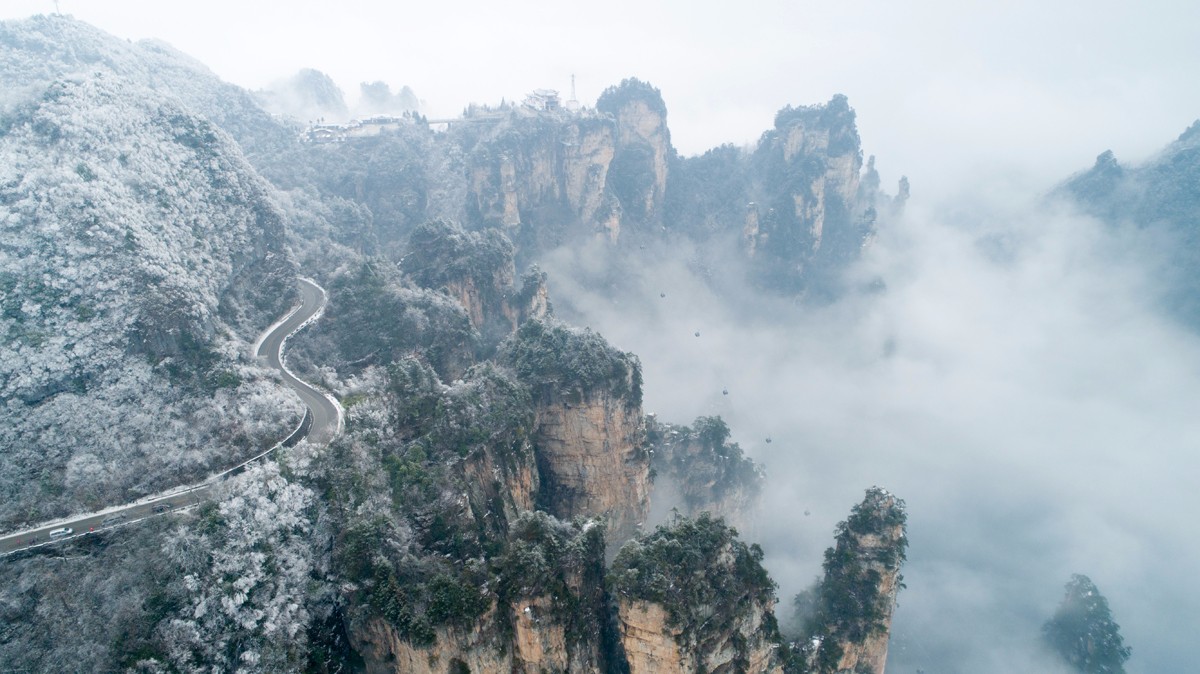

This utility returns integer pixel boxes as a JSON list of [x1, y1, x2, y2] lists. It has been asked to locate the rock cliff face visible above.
[[336, 313, 650, 674], [352, 512, 612, 674], [501, 319, 650, 544], [532, 384, 649, 543], [356, 613, 508, 674], [741, 95, 904, 292], [646, 416, 763, 529], [597, 79, 673, 226], [793, 487, 907, 674], [462, 112, 622, 248], [436, 82, 901, 298], [832, 568, 900, 674], [617, 601, 685, 671], [404, 219, 549, 342], [457, 78, 674, 258], [357, 598, 600, 674], [618, 597, 782, 674], [610, 514, 785, 674]]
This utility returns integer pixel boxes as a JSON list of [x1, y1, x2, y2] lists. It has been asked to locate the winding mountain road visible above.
[[0, 278, 340, 556], [255, 277, 342, 444]]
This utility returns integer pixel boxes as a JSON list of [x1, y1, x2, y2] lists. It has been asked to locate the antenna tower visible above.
[[565, 73, 581, 112]]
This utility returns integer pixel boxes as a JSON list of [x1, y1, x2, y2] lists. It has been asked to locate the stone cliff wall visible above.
[[617, 598, 783, 674], [357, 613, 509, 674], [646, 416, 763, 531], [465, 113, 621, 246], [799, 487, 907, 674], [830, 526, 904, 674], [405, 219, 549, 341], [353, 511, 611, 674], [533, 387, 649, 544], [617, 601, 685, 672], [610, 514, 785, 674], [608, 98, 671, 222]]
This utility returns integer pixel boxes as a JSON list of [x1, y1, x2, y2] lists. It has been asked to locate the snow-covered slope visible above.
[[0, 72, 302, 528], [0, 13, 293, 154]]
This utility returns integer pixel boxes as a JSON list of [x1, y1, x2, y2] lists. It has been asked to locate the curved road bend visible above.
[[255, 278, 341, 444], [0, 277, 340, 555]]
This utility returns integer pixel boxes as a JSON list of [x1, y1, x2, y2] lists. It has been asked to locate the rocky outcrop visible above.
[[501, 319, 650, 544], [794, 487, 907, 674], [353, 512, 612, 674], [742, 94, 884, 292], [357, 613, 509, 674], [459, 425, 540, 523], [532, 385, 649, 543], [463, 111, 621, 248], [829, 559, 901, 674], [597, 79, 672, 225], [511, 595, 571, 671], [453, 83, 902, 298], [617, 598, 782, 674], [356, 598, 595, 674], [504, 266, 552, 328], [646, 416, 763, 529], [405, 219, 549, 341], [617, 601, 685, 671], [610, 514, 784, 674], [460, 79, 673, 257]]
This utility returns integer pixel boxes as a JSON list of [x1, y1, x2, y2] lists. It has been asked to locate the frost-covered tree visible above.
[[155, 463, 319, 672], [0, 71, 300, 527], [1043, 574, 1132, 674]]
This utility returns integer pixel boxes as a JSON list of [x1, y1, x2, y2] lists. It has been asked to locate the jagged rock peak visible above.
[[500, 319, 649, 543], [772, 93, 862, 158], [596, 77, 673, 225], [792, 487, 907, 674], [1093, 149, 1121, 170]]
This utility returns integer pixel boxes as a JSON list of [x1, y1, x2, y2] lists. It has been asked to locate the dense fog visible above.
[[543, 189, 1200, 673]]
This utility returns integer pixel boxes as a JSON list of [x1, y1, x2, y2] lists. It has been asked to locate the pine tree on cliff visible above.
[[1043, 574, 1131, 674]]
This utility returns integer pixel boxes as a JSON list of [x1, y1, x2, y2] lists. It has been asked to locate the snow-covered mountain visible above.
[[0, 20, 303, 528], [0, 14, 292, 154]]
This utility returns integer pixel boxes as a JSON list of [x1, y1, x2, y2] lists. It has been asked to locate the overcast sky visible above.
[[4, 0, 1200, 201]]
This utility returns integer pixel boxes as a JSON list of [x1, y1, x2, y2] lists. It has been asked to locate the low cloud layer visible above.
[[542, 193, 1200, 673]]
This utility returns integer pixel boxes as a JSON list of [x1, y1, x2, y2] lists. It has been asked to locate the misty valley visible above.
[[3, 12, 1199, 674]]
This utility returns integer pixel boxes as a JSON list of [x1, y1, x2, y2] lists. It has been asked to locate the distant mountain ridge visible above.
[[0, 13, 293, 153], [1061, 119, 1200, 325]]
